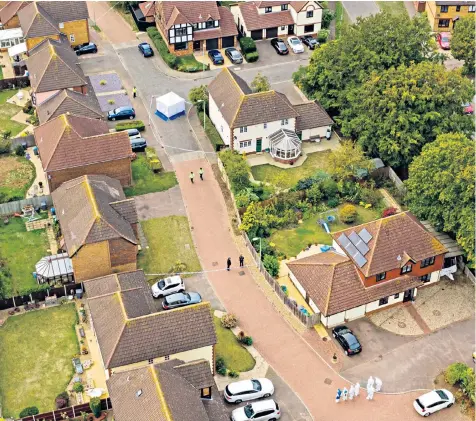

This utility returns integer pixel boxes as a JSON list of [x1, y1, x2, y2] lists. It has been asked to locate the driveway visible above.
[[134, 186, 185, 221], [185, 273, 225, 311], [342, 1, 380, 22], [254, 40, 311, 68]]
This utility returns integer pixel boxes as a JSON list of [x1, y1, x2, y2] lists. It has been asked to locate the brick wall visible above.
[[72, 241, 111, 281], [63, 19, 90, 46], [48, 158, 132, 192], [109, 238, 138, 268]]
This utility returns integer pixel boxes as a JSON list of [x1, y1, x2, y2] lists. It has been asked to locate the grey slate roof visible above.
[[52, 175, 137, 256], [173, 359, 215, 390], [294, 101, 333, 131]]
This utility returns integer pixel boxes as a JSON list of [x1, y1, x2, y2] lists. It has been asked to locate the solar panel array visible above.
[[338, 228, 373, 268]]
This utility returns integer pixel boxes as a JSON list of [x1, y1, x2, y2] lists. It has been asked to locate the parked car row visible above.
[[271, 35, 319, 55], [208, 47, 244, 65], [150, 275, 202, 310]]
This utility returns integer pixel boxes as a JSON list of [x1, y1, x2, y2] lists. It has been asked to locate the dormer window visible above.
[[376, 272, 386, 282], [306, 10, 314, 18], [265, 6, 272, 13], [201, 387, 211, 399], [401, 264, 412, 274], [206, 19, 214, 29], [281, 4, 288, 10], [420, 256, 435, 268]]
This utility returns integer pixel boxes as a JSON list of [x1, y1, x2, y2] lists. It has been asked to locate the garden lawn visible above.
[[214, 317, 256, 372], [177, 55, 205, 72], [0, 90, 28, 137], [270, 205, 380, 258], [251, 150, 332, 189], [138, 216, 201, 276], [0, 217, 49, 297], [124, 153, 177, 197], [377, 1, 408, 17], [0, 304, 79, 418], [0, 156, 35, 202]]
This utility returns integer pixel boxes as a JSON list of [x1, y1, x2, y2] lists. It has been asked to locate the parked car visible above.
[[287, 36, 304, 54], [162, 292, 202, 310], [107, 106, 135, 121], [130, 137, 147, 152], [225, 47, 243, 64], [270, 38, 289, 55], [332, 325, 362, 356], [437, 32, 451, 50], [224, 379, 275, 404], [463, 102, 474, 115], [300, 35, 319, 50], [126, 128, 141, 140], [231, 400, 281, 421], [75, 42, 98, 55], [208, 49, 224, 65], [138, 42, 154, 57], [151, 275, 185, 298], [72, 358, 83, 374], [413, 389, 454, 417]]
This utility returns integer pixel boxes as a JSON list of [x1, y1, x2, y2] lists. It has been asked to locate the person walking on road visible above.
[[375, 377, 382, 392], [190, 172, 195, 184], [349, 384, 355, 400], [335, 388, 342, 403], [342, 387, 348, 401], [366, 384, 375, 401], [239, 254, 244, 267], [354, 382, 360, 397], [367, 376, 374, 390], [133, 86, 137, 98], [226, 257, 232, 271], [199, 167, 204, 181]]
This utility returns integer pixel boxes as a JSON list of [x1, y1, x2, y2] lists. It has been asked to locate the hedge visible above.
[[317, 29, 330, 43], [244, 51, 259, 63], [198, 110, 224, 151], [145, 146, 162, 172], [239, 37, 256, 54], [115, 120, 146, 132]]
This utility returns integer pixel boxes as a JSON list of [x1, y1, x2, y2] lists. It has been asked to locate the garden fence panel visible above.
[[0, 297, 14, 310], [0, 76, 30, 92], [10, 134, 35, 150], [0, 195, 53, 216], [17, 399, 110, 420], [386, 166, 406, 192]]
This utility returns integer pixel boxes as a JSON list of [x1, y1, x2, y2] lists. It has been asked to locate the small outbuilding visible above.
[[155, 92, 185, 121], [269, 129, 302, 164], [35, 252, 74, 284]]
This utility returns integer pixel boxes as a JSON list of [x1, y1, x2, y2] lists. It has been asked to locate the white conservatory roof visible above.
[[36, 253, 73, 278], [269, 128, 301, 150]]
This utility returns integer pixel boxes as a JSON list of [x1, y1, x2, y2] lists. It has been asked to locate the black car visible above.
[[75, 42, 98, 55], [130, 137, 147, 152], [138, 42, 154, 57], [208, 49, 224, 65], [270, 38, 289, 55], [300, 35, 319, 50], [107, 106, 136, 121], [224, 47, 243, 64], [332, 325, 362, 356]]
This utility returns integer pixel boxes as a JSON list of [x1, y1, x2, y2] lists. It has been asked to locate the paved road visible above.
[[342, 1, 380, 22]]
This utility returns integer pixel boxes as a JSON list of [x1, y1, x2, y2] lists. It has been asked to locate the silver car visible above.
[[225, 47, 243, 64], [151, 275, 184, 298], [224, 378, 274, 404], [231, 400, 281, 421], [162, 292, 202, 310]]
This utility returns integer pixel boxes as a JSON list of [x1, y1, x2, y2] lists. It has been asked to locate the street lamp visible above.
[[197, 100, 206, 130], [252, 237, 262, 270]]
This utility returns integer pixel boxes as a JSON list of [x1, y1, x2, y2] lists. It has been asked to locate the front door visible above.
[[403, 288, 414, 302], [193, 40, 201, 51], [256, 138, 262, 152], [288, 24, 294, 35]]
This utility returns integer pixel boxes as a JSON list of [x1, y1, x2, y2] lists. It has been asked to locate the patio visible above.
[[89, 72, 132, 112]]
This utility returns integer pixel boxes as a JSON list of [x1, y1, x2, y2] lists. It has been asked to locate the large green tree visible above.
[[294, 11, 440, 117], [405, 133, 475, 264], [340, 62, 474, 167], [451, 15, 476, 75], [325, 140, 374, 181]]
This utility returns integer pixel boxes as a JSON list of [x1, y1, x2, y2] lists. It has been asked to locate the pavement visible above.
[[185, 273, 225, 312], [134, 186, 185, 221], [342, 1, 380, 22]]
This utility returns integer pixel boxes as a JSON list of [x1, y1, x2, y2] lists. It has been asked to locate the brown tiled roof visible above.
[[290, 1, 320, 12], [34, 114, 131, 172], [193, 6, 238, 41], [0, 1, 30, 24], [294, 101, 333, 131], [287, 251, 425, 316], [37, 89, 103, 124], [26, 38, 87, 93], [110, 200, 139, 224], [332, 212, 447, 277], [39, 1, 88, 23], [238, 2, 294, 30], [173, 359, 214, 389], [52, 175, 137, 256], [158, 1, 220, 29], [139, 1, 155, 17]]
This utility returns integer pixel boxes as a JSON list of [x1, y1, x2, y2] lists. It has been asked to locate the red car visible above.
[[463, 102, 474, 115], [437, 32, 451, 50]]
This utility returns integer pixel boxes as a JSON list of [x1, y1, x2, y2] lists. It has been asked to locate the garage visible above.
[[266, 27, 278, 39], [251, 29, 263, 40], [221, 36, 235, 48], [206, 38, 219, 50]]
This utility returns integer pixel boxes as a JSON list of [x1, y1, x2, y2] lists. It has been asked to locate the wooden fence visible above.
[[10, 133, 36, 149], [0, 75, 30, 91], [0, 195, 52, 216], [458, 260, 475, 284]]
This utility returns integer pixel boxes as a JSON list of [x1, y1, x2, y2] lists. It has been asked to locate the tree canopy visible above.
[[451, 15, 476, 75], [340, 61, 474, 167], [251, 73, 271, 93], [325, 140, 374, 181], [405, 133, 475, 264], [188, 85, 208, 112]]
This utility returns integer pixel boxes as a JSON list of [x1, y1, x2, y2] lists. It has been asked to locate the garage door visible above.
[[266, 27, 278, 39], [206, 38, 219, 50], [251, 30, 263, 40], [222, 36, 235, 48]]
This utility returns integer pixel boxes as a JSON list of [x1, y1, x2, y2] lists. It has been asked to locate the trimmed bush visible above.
[[216, 356, 226, 371], [147, 27, 177, 69], [382, 207, 398, 218], [339, 204, 358, 223], [145, 147, 162, 172], [221, 313, 238, 329], [73, 381, 84, 393], [89, 397, 101, 418], [115, 120, 146, 132], [198, 110, 224, 151], [263, 254, 279, 277], [55, 392, 69, 409], [228, 370, 240, 378], [19, 407, 39, 417], [241, 336, 253, 346], [445, 362, 469, 386], [239, 37, 256, 53], [317, 29, 330, 43], [14, 144, 25, 156], [244, 51, 259, 63], [217, 366, 227, 376]]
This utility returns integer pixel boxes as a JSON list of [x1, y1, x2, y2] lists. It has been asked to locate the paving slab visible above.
[[134, 186, 185, 221]]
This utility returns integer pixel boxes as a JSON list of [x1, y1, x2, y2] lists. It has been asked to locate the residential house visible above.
[[107, 358, 227, 421], [286, 212, 448, 327], [26, 38, 89, 105], [0, 1, 30, 29], [34, 114, 132, 191], [424, 1, 475, 31], [52, 175, 138, 281], [37, 89, 103, 124], [139, 1, 156, 23], [155, 1, 238, 56], [84, 270, 217, 376], [230, 1, 323, 40], [18, 1, 89, 50], [208, 68, 333, 162]]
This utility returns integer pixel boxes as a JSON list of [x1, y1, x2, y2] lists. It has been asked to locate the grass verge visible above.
[[0, 90, 28, 137], [198, 110, 224, 151], [110, 1, 138, 31], [335, 1, 344, 39], [92, 24, 101, 32], [0, 156, 36, 202], [377, 1, 409, 17]]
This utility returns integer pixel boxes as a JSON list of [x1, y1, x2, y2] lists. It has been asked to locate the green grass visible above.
[[92, 24, 101, 32], [124, 153, 177, 197], [335, 1, 344, 39], [377, 1, 408, 17], [0, 304, 79, 418], [0, 156, 36, 203], [251, 150, 332, 189], [0, 90, 28, 137], [138, 216, 201, 276], [214, 317, 256, 372], [198, 110, 224, 151], [270, 205, 380, 258], [177, 54, 207, 72], [0, 217, 49, 297], [0, 65, 3, 80], [110, 1, 138, 31]]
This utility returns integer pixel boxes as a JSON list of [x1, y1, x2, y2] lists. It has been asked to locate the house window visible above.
[[379, 297, 389, 306], [281, 26, 286, 30], [419, 274, 431, 282], [420, 256, 435, 268], [304, 24, 314, 33], [281, 4, 288, 10], [174, 42, 188, 51], [206, 20, 214, 29], [281, 119, 288, 125], [69, 34, 75, 43], [394, 293, 400, 299], [469, 5, 475, 12], [239, 140, 252, 148], [265, 6, 272, 13], [201, 387, 211, 399], [456, 5, 461, 11], [306, 10, 314, 18], [439, 5, 449, 12], [148, 358, 154, 364], [59, 22, 64, 28], [240, 126, 247, 133], [192, 23, 198, 29], [263, 123, 267, 129], [175, 27, 187, 36], [401, 264, 412, 274], [438, 19, 450, 27], [376, 272, 386, 282]]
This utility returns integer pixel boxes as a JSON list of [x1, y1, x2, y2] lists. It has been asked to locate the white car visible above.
[[413, 389, 455, 417], [224, 378, 274, 404], [287, 36, 304, 54], [151, 275, 184, 298], [231, 400, 281, 421]]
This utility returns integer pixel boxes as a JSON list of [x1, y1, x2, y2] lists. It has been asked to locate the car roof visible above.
[[251, 399, 276, 411], [167, 292, 187, 300], [164, 275, 181, 284], [419, 390, 446, 406], [139, 42, 150, 46], [228, 379, 254, 393]]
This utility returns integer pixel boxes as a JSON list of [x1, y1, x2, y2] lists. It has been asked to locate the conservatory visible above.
[[269, 129, 302, 163], [35, 253, 74, 285]]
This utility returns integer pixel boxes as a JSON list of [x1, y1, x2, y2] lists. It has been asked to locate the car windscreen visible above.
[[441, 37, 449, 42], [436, 390, 448, 400], [278, 42, 286, 48], [244, 405, 254, 418], [344, 333, 360, 348], [251, 379, 262, 391], [290, 38, 299, 45], [158, 280, 166, 289]]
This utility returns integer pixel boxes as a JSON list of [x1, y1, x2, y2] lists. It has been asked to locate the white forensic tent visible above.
[[155, 91, 185, 120]]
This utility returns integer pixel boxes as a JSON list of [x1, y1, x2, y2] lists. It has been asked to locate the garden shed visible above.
[[35, 252, 74, 284], [269, 129, 302, 164]]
